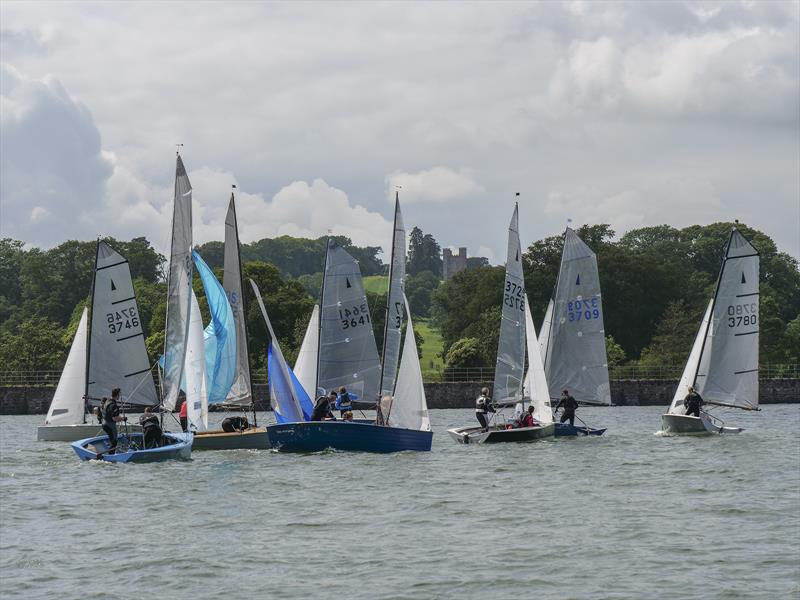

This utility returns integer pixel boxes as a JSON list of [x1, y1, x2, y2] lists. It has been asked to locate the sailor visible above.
[[139, 406, 162, 449], [221, 415, 249, 433], [342, 411, 354, 422], [475, 387, 495, 431], [554, 389, 578, 426], [102, 388, 127, 453], [683, 386, 704, 418], [519, 405, 538, 428], [335, 386, 356, 417], [311, 392, 336, 421], [178, 398, 188, 432], [92, 406, 103, 424]]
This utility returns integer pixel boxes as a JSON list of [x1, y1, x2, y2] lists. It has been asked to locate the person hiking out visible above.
[[102, 388, 126, 453], [554, 389, 578, 426], [335, 387, 356, 418], [475, 387, 495, 431], [311, 391, 336, 421], [139, 406, 162, 449], [684, 386, 704, 418]]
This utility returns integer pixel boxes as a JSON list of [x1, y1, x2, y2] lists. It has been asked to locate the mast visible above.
[[83, 238, 100, 423], [315, 236, 330, 395], [692, 228, 735, 389], [379, 190, 401, 397]]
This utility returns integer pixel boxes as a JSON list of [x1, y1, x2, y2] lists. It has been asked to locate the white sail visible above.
[[380, 194, 406, 398], [294, 304, 320, 398], [250, 280, 307, 422], [223, 194, 252, 405], [544, 228, 611, 405], [388, 294, 430, 431], [44, 308, 89, 426], [523, 295, 553, 424], [162, 155, 193, 411], [493, 204, 526, 405], [88, 241, 158, 407], [538, 299, 553, 362], [185, 290, 209, 431], [669, 300, 714, 415], [317, 240, 381, 402], [695, 229, 760, 409]]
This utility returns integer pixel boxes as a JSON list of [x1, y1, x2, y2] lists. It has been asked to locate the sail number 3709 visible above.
[[567, 297, 600, 322], [339, 303, 371, 330]]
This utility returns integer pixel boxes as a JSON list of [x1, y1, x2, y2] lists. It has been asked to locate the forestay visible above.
[[668, 300, 713, 415], [387, 294, 430, 431], [44, 309, 89, 426], [185, 290, 209, 431], [543, 228, 610, 405], [380, 195, 406, 398], [223, 194, 252, 405], [162, 155, 193, 411], [88, 241, 158, 407], [317, 240, 381, 403], [493, 205, 526, 405], [250, 280, 312, 422], [695, 230, 760, 409], [523, 295, 553, 424], [294, 304, 319, 399], [192, 251, 236, 405]]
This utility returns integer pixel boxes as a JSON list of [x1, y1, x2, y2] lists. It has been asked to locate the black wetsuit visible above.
[[102, 399, 120, 452], [310, 397, 334, 421], [139, 413, 162, 449], [684, 391, 704, 417], [556, 394, 578, 426], [222, 416, 249, 432], [475, 395, 494, 430]]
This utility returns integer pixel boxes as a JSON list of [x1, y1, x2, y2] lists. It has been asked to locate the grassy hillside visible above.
[[414, 318, 444, 378], [362, 275, 388, 294]]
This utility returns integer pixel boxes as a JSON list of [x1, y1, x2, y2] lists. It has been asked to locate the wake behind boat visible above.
[[72, 431, 192, 463]]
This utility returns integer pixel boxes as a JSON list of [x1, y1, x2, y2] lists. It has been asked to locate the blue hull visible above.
[[267, 421, 432, 453], [71, 432, 193, 462], [554, 423, 606, 437]]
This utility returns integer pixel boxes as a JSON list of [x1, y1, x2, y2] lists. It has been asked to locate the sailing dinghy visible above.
[[448, 204, 555, 444], [38, 241, 158, 441], [661, 228, 759, 434], [72, 431, 192, 463], [540, 227, 610, 436], [190, 201, 268, 450], [264, 219, 432, 453]]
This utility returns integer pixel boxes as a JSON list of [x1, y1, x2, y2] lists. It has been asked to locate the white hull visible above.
[[38, 423, 142, 442], [448, 422, 555, 444], [661, 413, 743, 435]]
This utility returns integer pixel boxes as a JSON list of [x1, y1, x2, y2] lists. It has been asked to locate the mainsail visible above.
[[388, 294, 430, 431], [493, 204, 526, 405], [538, 299, 553, 362], [294, 304, 320, 398], [543, 228, 610, 405], [162, 155, 193, 411], [185, 289, 209, 431], [668, 300, 713, 415], [44, 308, 89, 426], [317, 239, 381, 403], [694, 229, 760, 409], [250, 280, 312, 422], [192, 251, 236, 405], [523, 295, 554, 424], [88, 241, 158, 407], [223, 194, 252, 405], [380, 193, 406, 398]]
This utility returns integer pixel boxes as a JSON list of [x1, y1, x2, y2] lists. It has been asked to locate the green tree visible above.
[[444, 337, 484, 369], [637, 300, 698, 366], [0, 239, 24, 324], [605, 335, 627, 367], [407, 227, 442, 276], [405, 270, 440, 317], [0, 317, 67, 372]]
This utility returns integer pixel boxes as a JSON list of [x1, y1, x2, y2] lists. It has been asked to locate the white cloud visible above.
[[386, 167, 483, 204]]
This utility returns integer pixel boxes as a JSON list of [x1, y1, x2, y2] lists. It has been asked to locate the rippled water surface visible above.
[[1, 406, 799, 600]]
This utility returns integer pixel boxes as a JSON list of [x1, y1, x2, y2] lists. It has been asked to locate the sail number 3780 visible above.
[[727, 303, 757, 327], [339, 303, 371, 330]]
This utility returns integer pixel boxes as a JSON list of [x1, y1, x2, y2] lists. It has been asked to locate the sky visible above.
[[1, 1, 798, 264]]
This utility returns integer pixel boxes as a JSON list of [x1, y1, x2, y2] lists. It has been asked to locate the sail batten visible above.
[[162, 155, 193, 411]]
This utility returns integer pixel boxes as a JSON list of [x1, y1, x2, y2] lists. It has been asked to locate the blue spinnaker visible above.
[[290, 362, 314, 420], [192, 251, 236, 405], [268, 344, 312, 423]]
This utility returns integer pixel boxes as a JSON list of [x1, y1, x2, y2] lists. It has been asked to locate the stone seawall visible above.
[[2, 379, 798, 414]]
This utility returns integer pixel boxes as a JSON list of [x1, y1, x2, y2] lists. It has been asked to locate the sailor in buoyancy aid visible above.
[[139, 406, 162, 449], [683, 386, 704, 418], [335, 387, 356, 418], [475, 387, 495, 430]]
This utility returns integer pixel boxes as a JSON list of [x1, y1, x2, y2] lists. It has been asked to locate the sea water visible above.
[[1, 406, 798, 600]]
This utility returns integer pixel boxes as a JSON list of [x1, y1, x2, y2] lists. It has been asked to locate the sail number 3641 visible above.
[[106, 308, 139, 333], [727, 303, 757, 327], [340, 303, 371, 330]]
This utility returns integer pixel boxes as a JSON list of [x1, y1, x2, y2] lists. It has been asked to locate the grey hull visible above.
[[191, 427, 269, 450], [448, 423, 555, 444], [38, 423, 142, 442], [661, 414, 743, 435]]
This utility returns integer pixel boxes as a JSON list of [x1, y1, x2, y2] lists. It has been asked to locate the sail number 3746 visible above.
[[339, 303, 371, 330], [106, 308, 139, 333]]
